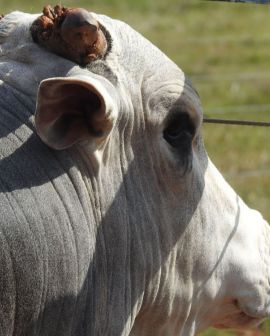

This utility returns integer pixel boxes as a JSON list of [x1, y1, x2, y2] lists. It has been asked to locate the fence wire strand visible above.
[[203, 118, 270, 126]]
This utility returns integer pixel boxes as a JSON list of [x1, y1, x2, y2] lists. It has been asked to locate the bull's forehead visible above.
[[0, 10, 185, 83], [97, 13, 187, 88], [94, 13, 202, 119], [0, 10, 199, 111]]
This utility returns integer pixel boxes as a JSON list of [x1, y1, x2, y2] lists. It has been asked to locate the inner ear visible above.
[[53, 83, 105, 137], [35, 78, 114, 150]]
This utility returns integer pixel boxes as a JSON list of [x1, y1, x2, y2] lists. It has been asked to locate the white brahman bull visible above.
[[0, 6, 269, 335]]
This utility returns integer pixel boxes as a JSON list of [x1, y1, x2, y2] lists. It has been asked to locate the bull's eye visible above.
[[163, 113, 195, 147], [163, 112, 195, 173]]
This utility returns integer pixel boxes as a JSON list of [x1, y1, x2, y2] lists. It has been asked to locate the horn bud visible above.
[[30, 5, 108, 66]]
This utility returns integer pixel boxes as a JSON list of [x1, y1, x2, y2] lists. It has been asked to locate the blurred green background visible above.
[[1, 0, 270, 334]]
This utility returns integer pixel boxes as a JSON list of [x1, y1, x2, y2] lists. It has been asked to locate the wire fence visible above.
[[191, 68, 270, 181], [190, 71, 270, 82], [204, 103, 270, 114], [189, 69, 270, 114], [185, 35, 270, 45], [226, 168, 270, 179]]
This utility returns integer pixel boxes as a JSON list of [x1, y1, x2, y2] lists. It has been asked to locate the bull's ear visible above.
[[35, 76, 118, 150]]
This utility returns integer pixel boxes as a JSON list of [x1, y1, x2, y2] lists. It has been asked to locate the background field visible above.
[[1, 0, 270, 334]]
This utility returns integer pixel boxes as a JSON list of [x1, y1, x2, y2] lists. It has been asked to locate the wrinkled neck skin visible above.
[[1, 11, 270, 336]]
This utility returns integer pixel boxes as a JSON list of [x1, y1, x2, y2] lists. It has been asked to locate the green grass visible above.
[[2, 0, 270, 335]]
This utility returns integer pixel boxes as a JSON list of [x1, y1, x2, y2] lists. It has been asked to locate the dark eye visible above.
[[163, 113, 195, 147]]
